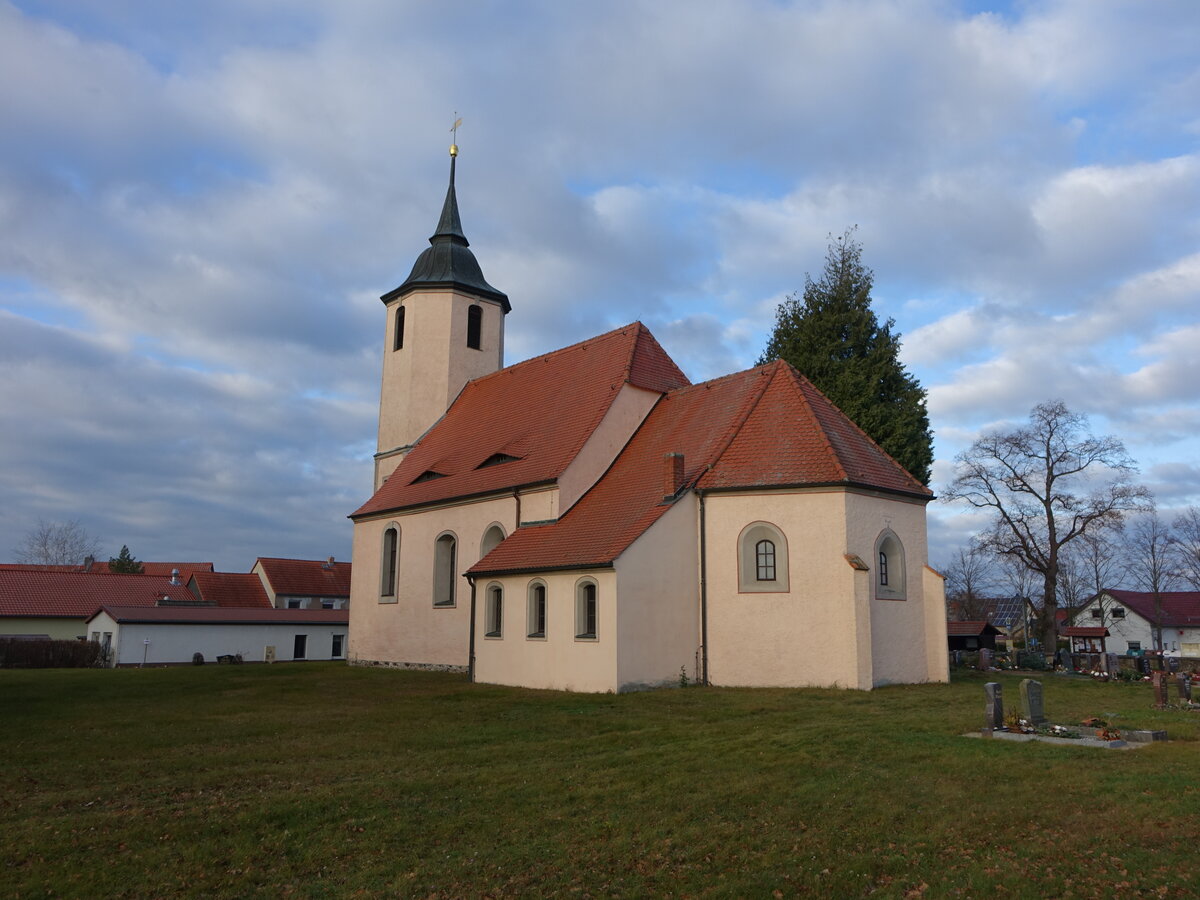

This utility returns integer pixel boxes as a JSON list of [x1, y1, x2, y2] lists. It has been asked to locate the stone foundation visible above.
[[350, 657, 468, 674]]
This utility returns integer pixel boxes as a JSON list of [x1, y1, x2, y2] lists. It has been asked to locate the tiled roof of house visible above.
[[1063, 626, 1109, 638], [946, 620, 1001, 636], [0, 570, 197, 618], [188, 573, 273, 609], [1101, 589, 1200, 628], [88, 606, 348, 626], [88, 561, 214, 577], [353, 322, 690, 518], [470, 360, 929, 576], [255, 558, 352, 598]]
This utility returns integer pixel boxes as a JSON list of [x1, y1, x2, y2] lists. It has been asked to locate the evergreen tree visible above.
[[758, 229, 933, 484], [108, 545, 144, 574]]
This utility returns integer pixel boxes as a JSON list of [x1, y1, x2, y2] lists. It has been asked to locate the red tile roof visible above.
[[470, 360, 929, 576], [353, 323, 690, 518], [0, 570, 198, 618], [255, 558, 352, 597], [946, 620, 1002, 636], [1063, 626, 1110, 638], [189, 573, 273, 609], [1101, 590, 1200, 628], [88, 606, 348, 625], [87, 561, 214, 578]]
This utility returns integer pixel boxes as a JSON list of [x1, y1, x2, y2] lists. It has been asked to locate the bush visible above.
[[192, 652, 205, 666], [0, 639, 103, 668]]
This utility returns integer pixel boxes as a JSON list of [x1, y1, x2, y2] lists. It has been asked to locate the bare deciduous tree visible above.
[[1124, 510, 1178, 651], [1173, 506, 1200, 590], [1072, 528, 1126, 627], [14, 518, 103, 566], [944, 400, 1151, 652], [942, 540, 995, 620]]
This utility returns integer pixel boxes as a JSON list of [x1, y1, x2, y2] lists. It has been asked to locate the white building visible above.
[[86, 606, 349, 666], [1073, 589, 1200, 656]]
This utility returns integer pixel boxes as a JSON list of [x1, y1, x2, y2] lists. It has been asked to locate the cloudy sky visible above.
[[1, 0, 1197, 572]]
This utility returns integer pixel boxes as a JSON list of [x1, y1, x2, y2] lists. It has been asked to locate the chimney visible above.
[[323, 556, 335, 569], [663, 453, 685, 500], [83, 555, 95, 571], [169, 568, 181, 586]]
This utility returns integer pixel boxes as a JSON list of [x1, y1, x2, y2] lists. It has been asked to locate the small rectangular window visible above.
[[331, 634, 344, 658], [293, 634, 307, 660], [393, 306, 405, 351], [755, 539, 776, 581], [1113, 608, 1125, 618], [466, 304, 482, 350], [321, 600, 334, 610], [1127, 641, 1141, 652], [878, 551, 889, 586], [1090, 608, 1101, 619], [287, 599, 302, 609]]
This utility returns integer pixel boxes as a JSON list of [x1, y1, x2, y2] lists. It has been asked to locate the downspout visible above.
[[699, 489, 709, 686], [467, 574, 477, 682]]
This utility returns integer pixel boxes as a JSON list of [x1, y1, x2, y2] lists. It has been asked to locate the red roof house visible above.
[[251, 557, 352, 609]]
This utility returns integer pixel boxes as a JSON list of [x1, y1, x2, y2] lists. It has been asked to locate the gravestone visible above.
[[1020, 678, 1046, 725], [1167, 656, 1180, 673], [1176, 673, 1192, 702], [1138, 657, 1151, 675], [1151, 671, 1169, 710], [984, 682, 1004, 734], [1060, 649, 1074, 671], [1105, 652, 1120, 676], [979, 648, 993, 670]]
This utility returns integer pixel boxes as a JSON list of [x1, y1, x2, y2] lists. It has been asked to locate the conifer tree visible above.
[[758, 229, 933, 485], [108, 545, 144, 574]]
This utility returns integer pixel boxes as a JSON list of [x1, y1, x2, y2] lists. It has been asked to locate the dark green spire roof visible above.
[[382, 155, 510, 312]]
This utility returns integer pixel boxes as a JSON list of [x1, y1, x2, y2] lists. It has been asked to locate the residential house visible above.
[[1074, 589, 1200, 656]]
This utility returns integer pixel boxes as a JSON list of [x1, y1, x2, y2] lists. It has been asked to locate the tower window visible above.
[[467, 304, 482, 350], [393, 306, 405, 351]]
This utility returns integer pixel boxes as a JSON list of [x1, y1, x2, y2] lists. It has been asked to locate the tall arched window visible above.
[[393, 305, 405, 351], [738, 522, 789, 592], [380, 525, 400, 600], [575, 579, 598, 640], [485, 584, 503, 637], [527, 581, 547, 638], [433, 532, 457, 607], [874, 530, 906, 600], [466, 304, 482, 350]]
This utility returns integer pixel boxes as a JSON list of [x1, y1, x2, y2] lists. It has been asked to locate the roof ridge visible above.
[[697, 363, 778, 476], [775, 362, 850, 482], [464, 322, 646, 390], [780, 361, 929, 495]]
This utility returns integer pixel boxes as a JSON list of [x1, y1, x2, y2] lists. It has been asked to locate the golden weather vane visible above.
[[450, 114, 462, 157]]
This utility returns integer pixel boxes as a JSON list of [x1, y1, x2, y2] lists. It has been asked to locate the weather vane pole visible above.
[[450, 113, 462, 157]]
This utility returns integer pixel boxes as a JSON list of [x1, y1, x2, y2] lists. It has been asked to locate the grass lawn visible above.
[[2, 665, 1197, 898]]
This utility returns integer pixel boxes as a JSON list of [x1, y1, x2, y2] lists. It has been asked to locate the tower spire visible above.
[[382, 129, 509, 311]]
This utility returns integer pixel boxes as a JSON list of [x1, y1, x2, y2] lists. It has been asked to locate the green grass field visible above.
[[2, 665, 1197, 898]]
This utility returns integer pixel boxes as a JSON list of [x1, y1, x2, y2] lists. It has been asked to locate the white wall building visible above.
[[1073, 590, 1200, 656], [86, 606, 349, 666]]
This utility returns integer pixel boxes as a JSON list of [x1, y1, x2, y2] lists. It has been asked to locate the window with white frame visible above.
[[527, 581, 547, 638], [433, 532, 457, 607], [874, 530, 906, 600], [485, 584, 503, 638], [1113, 607, 1125, 618], [575, 579, 598, 640], [737, 522, 789, 592]]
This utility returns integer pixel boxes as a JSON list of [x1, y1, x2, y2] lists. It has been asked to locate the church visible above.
[[347, 146, 948, 692]]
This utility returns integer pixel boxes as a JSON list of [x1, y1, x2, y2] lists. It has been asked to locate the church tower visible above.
[[374, 144, 510, 489]]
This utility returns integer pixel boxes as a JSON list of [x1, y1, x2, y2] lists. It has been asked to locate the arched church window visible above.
[[433, 532, 457, 607], [467, 304, 482, 350], [527, 581, 547, 638], [874, 530, 906, 600], [393, 305, 405, 351], [485, 584, 503, 638], [738, 522, 789, 592], [380, 526, 400, 600], [575, 579, 598, 640]]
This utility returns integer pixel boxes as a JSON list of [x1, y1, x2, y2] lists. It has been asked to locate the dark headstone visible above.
[[1167, 656, 1180, 673], [1151, 671, 1169, 709], [1060, 649, 1074, 671], [1176, 674, 1191, 702], [1138, 657, 1151, 675], [984, 682, 1004, 734], [1020, 678, 1046, 725], [1105, 652, 1120, 675], [979, 648, 993, 670]]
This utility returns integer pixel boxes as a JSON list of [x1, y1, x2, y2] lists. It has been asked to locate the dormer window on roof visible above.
[[412, 470, 448, 484], [477, 453, 520, 469]]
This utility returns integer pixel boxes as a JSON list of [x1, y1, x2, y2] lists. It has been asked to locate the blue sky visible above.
[[1, 0, 1198, 571]]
